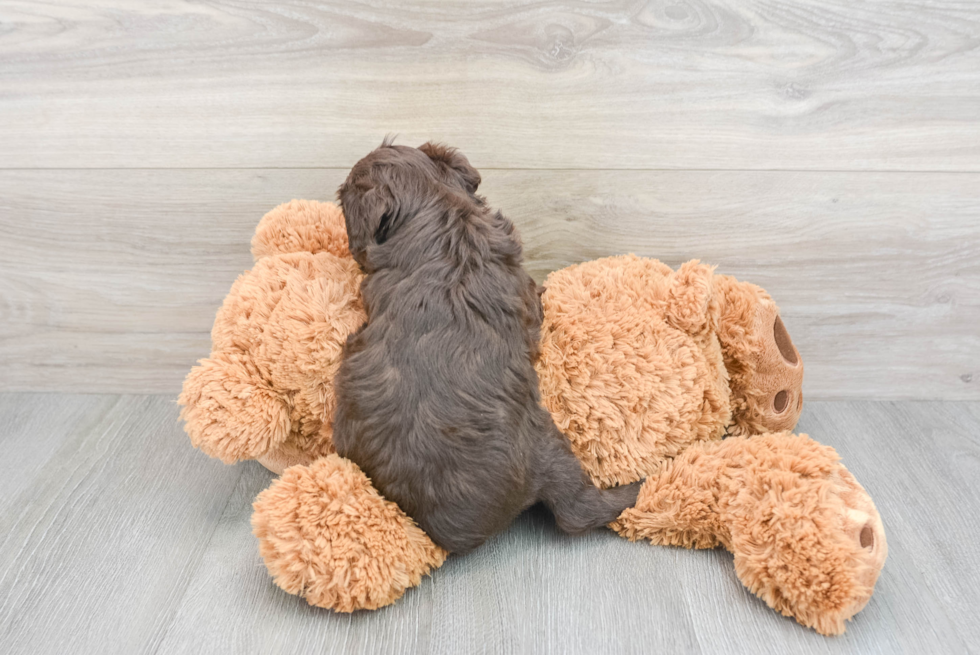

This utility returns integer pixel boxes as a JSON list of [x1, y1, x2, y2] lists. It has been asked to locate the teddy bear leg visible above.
[[714, 276, 804, 434], [612, 432, 887, 635], [251, 455, 447, 612]]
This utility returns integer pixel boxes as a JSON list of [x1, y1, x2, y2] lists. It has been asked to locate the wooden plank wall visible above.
[[1, 0, 978, 398]]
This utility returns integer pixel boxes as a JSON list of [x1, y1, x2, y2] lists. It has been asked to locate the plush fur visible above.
[[612, 433, 886, 635], [180, 199, 886, 635], [536, 256, 731, 487], [333, 142, 641, 553], [252, 454, 447, 611], [536, 255, 806, 488], [179, 200, 363, 473]]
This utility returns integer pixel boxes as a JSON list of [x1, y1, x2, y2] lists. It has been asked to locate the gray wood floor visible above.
[[1, 394, 977, 654], [1, 1, 978, 400]]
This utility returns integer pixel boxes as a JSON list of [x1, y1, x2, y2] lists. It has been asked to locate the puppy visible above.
[[334, 140, 641, 553]]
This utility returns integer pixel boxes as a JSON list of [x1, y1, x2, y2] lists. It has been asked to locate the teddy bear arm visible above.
[[178, 354, 293, 464], [251, 455, 447, 612]]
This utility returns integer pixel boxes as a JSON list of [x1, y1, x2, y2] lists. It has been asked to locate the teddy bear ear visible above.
[[251, 200, 351, 262], [664, 260, 717, 337]]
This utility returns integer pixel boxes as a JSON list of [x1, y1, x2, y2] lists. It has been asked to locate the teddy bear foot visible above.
[[251, 455, 447, 611], [714, 276, 805, 435], [612, 432, 887, 635]]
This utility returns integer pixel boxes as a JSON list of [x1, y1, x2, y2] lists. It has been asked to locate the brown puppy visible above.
[[335, 140, 641, 553]]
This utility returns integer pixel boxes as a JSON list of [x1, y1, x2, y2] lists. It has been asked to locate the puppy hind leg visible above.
[[536, 427, 643, 535]]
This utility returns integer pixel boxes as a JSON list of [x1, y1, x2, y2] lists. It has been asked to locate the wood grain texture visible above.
[[1, 395, 977, 654], [1, 0, 978, 170], [0, 394, 242, 655], [1, 168, 977, 398]]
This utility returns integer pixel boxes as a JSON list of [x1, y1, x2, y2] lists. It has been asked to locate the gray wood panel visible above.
[[0, 394, 242, 655], [1, 395, 977, 654], [1, 1, 978, 170], [2, 169, 977, 399]]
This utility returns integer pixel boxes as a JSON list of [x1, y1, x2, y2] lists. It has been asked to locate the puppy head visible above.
[[338, 139, 481, 269], [417, 142, 481, 196]]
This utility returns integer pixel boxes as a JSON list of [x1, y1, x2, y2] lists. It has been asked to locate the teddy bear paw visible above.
[[728, 438, 887, 635], [251, 455, 447, 611]]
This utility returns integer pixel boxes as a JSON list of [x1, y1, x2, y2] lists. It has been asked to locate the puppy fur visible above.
[[334, 140, 641, 553]]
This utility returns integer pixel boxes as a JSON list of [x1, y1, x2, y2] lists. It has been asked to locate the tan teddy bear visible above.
[[179, 200, 886, 636]]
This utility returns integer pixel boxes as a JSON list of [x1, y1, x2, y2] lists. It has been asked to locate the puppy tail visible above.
[[537, 425, 643, 534]]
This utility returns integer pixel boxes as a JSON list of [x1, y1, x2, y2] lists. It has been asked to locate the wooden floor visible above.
[[0, 394, 977, 654]]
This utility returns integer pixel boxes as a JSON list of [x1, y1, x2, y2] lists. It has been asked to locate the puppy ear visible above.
[[338, 179, 394, 266], [419, 142, 481, 194]]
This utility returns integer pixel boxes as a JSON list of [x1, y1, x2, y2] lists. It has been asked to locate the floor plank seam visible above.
[[149, 464, 246, 655]]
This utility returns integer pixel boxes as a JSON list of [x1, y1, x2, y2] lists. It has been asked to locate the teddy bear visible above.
[[179, 200, 887, 636]]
